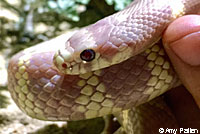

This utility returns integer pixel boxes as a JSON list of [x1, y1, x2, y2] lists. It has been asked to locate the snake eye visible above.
[[80, 49, 95, 62]]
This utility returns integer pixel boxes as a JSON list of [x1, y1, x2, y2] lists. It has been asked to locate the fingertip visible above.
[[162, 15, 200, 108], [163, 15, 200, 45], [163, 15, 200, 66]]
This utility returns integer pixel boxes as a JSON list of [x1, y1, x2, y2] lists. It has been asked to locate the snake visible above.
[[7, 0, 200, 133]]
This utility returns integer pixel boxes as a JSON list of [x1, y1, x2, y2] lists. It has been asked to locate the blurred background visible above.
[[0, 0, 132, 133], [1, 0, 132, 55]]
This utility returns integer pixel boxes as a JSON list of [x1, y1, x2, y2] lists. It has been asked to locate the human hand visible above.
[[163, 15, 200, 108]]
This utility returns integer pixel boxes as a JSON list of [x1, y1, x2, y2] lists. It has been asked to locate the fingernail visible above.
[[169, 31, 200, 66]]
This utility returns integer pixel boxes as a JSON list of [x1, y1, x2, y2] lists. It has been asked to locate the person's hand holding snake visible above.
[[162, 15, 200, 128], [163, 15, 200, 107]]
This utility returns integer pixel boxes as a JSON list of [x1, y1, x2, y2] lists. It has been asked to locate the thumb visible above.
[[163, 15, 200, 108]]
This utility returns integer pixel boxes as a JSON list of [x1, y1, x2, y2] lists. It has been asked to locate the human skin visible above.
[[162, 15, 200, 128], [163, 15, 200, 108]]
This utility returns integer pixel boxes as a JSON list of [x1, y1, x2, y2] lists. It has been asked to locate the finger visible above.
[[163, 15, 200, 108]]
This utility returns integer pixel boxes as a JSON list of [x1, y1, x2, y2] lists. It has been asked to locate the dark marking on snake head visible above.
[[62, 63, 67, 68], [80, 49, 95, 62]]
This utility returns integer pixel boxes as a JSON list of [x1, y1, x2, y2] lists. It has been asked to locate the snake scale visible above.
[[7, 0, 200, 133]]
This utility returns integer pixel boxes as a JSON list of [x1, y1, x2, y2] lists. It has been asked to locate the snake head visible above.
[[53, 28, 103, 75], [53, 17, 133, 75]]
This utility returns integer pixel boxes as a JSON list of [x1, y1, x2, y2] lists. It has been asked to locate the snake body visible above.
[[7, 0, 200, 133]]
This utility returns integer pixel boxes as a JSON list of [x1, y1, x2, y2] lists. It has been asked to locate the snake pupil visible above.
[[80, 49, 95, 62]]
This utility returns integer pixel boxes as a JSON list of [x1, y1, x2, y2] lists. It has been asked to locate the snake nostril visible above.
[[80, 49, 95, 62], [62, 63, 67, 68]]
